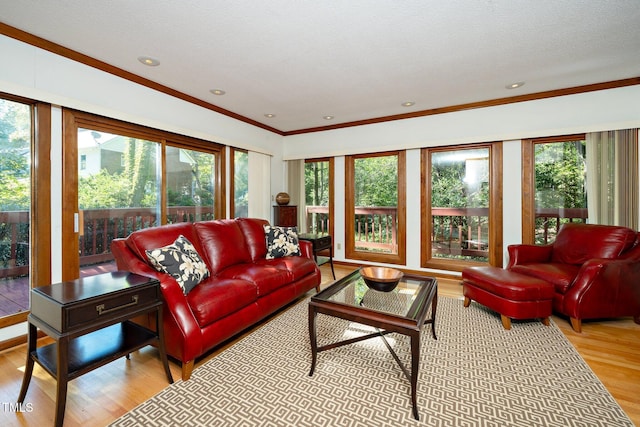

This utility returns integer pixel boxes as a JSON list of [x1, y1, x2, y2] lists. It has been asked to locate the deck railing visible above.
[[305, 205, 589, 259], [0, 205, 590, 279], [0, 207, 215, 278]]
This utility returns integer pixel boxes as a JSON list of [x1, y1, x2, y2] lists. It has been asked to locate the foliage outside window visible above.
[[166, 146, 216, 222], [430, 148, 490, 263], [0, 98, 31, 319], [63, 110, 224, 280], [533, 137, 587, 244], [232, 149, 248, 218], [346, 151, 405, 265], [304, 159, 330, 235], [421, 143, 502, 271]]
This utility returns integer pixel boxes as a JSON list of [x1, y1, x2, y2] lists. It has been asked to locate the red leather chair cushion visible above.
[[187, 278, 257, 327], [509, 263, 580, 294], [195, 220, 252, 275], [551, 223, 637, 265]]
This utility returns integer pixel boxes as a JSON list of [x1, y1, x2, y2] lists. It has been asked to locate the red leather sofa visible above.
[[111, 217, 321, 380], [507, 223, 640, 332]]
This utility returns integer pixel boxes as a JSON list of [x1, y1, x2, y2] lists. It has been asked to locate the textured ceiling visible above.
[[1, 0, 639, 133]]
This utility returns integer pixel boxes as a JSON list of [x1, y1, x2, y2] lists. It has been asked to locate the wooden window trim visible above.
[[61, 109, 225, 280], [0, 95, 50, 328], [304, 157, 335, 239], [345, 151, 406, 265], [420, 143, 503, 271], [521, 134, 585, 244]]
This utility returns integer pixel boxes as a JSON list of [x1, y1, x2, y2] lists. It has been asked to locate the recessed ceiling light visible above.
[[506, 82, 525, 89], [323, 115, 334, 120], [401, 101, 415, 107], [210, 89, 226, 95], [264, 113, 276, 118], [138, 56, 160, 66]]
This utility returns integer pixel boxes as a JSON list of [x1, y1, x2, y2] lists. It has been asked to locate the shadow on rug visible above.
[[110, 296, 632, 427]]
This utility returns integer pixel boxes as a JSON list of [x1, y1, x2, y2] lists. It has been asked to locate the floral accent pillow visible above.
[[264, 225, 301, 259], [146, 235, 210, 294]]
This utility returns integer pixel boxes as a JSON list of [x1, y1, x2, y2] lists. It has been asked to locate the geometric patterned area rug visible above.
[[110, 296, 633, 427]]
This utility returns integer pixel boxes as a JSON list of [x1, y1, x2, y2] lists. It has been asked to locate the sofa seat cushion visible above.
[[256, 257, 317, 281], [217, 263, 291, 296], [509, 263, 580, 294], [187, 277, 257, 327]]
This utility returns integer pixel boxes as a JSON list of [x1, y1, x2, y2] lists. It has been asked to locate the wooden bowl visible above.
[[360, 266, 403, 292]]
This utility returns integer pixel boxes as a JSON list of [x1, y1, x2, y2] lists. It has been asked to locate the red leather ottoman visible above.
[[462, 266, 554, 330]]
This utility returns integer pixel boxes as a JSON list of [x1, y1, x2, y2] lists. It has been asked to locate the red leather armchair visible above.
[[507, 223, 640, 332]]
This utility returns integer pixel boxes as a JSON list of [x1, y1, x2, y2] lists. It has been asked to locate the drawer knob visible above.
[[96, 295, 139, 315]]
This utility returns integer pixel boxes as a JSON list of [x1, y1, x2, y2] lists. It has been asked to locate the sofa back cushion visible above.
[[551, 223, 637, 265], [194, 220, 252, 275], [126, 222, 201, 263], [236, 218, 269, 261]]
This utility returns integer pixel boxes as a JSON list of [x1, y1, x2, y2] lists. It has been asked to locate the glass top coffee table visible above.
[[308, 268, 438, 421]]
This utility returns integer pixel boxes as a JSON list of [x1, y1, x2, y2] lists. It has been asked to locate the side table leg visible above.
[[55, 337, 70, 427], [308, 305, 318, 376], [157, 307, 174, 384], [410, 332, 421, 421], [17, 323, 37, 403]]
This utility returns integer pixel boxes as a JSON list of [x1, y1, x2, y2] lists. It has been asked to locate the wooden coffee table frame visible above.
[[308, 270, 437, 420]]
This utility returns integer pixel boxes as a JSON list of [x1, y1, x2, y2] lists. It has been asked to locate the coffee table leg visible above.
[[308, 305, 318, 376], [431, 292, 438, 340], [410, 332, 420, 420]]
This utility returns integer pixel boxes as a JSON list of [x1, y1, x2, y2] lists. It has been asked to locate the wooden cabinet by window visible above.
[[274, 205, 297, 227]]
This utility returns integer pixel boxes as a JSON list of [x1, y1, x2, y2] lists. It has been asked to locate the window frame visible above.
[[420, 142, 503, 271], [521, 134, 586, 244], [345, 150, 406, 265], [230, 147, 248, 218], [0, 93, 50, 330], [62, 109, 225, 281], [303, 157, 334, 237]]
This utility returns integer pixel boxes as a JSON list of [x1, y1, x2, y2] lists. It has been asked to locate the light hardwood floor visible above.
[[0, 264, 638, 426]]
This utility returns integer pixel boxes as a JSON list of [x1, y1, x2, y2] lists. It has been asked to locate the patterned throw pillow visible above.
[[146, 235, 210, 294], [264, 225, 301, 259]]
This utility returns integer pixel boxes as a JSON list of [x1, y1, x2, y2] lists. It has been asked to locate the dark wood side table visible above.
[[17, 271, 173, 427], [298, 233, 335, 279]]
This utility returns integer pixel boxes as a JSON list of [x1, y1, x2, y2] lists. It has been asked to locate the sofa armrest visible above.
[[563, 258, 640, 319], [111, 238, 202, 361], [298, 239, 314, 259], [507, 244, 553, 268]]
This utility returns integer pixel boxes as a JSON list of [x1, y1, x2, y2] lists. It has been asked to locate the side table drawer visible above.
[[67, 285, 159, 330], [31, 280, 160, 334], [314, 235, 332, 251]]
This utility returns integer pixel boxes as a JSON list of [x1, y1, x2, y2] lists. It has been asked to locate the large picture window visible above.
[[62, 110, 224, 281], [304, 158, 333, 236], [523, 131, 638, 244], [345, 151, 406, 265], [421, 143, 502, 271], [0, 95, 50, 326]]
